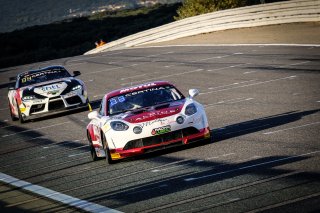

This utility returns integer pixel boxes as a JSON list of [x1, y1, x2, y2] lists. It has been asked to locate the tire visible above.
[[101, 132, 114, 164], [17, 105, 26, 124], [8, 100, 18, 121], [87, 133, 99, 161]]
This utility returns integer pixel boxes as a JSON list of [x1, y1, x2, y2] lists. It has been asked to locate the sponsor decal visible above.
[[42, 84, 61, 92], [151, 125, 171, 135], [132, 109, 177, 122], [47, 90, 60, 95], [139, 118, 168, 128], [120, 83, 157, 93]]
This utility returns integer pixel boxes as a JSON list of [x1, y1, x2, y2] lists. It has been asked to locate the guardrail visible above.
[[85, 0, 320, 55]]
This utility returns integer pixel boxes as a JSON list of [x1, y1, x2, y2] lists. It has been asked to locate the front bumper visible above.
[[20, 93, 88, 120], [109, 127, 210, 160]]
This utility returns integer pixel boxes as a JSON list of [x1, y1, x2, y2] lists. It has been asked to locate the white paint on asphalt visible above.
[[68, 152, 89, 157], [263, 121, 320, 135], [1, 121, 71, 138], [205, 97, 254, 109], [0, 172, 122, 213], [243, 71, 257, 74], [278, 61, 310, 68], [200, 76, 297, 95], [121, 68, 203, 86], [184, 150, 320, 182], [208, 80, 256, 90], [207, 63, 247, 72], [0, 107, 8, 111], [121, 74, 146, 80], [152, 153, 236, 172], [0, 124, 13, 129]]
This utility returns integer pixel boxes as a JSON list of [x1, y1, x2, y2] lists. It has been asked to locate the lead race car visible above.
[[8, 65, 89, 123], [87, 81, 210, 164]]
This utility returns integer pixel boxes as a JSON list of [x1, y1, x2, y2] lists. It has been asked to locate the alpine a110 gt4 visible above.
[[8, 66, 89, 123], [87, 81, 210, 164]]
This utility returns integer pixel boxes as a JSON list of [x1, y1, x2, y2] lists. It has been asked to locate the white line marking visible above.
[[0, 124, 14, 129], [121, 74, 146, 80], [208, 80, 256, 90], [152, 153, 235, 172], [1, 121, 70, 138], [200, 76, 296, 95], [0, 172, 122, 213], [207, 63, 246, 72], [243, 71, 257, 74], [184, 151, 320, 182], [0, 107, 8, 111], [68, 152, 89, 157], [278, 61, 310, 68], [263, 121, 320, 135], [121, 68, 203, 86], [205, 98, 253, 108]]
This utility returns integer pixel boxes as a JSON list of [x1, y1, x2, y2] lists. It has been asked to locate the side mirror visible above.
[[189, 89, 199, 99], [88, 111, 100, 120], [73, 71, 81, 77]]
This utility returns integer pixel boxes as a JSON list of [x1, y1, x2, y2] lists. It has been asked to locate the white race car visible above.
[[87, 81, 210, 164], [8, 65, 89, 123]]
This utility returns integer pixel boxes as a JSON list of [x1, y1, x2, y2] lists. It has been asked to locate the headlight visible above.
[[185, 103, 197, 116], [110, 121, 129, 131], [72, 85, 82, 91], [22, 96, 35, 101]]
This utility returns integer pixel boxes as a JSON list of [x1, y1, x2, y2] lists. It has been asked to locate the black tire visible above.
[[101, 132, 114, 164], [17, 105, 26, 124], [8, 100, 18, 121], [87, 132, 99, 161]]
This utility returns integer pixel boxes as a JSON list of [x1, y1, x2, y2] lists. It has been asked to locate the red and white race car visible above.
[[87, 81, 211, 164], [8, 66, 89, 123]]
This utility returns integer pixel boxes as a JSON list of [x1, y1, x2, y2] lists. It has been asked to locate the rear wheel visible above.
[[87, 132, 99, 161], [101, 132, 114, 164]]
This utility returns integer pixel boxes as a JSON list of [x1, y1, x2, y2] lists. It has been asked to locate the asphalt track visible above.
[[0, 44, 319, 212]]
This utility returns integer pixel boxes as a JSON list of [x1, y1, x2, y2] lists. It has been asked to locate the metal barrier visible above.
[[85, 0, 320, 55]]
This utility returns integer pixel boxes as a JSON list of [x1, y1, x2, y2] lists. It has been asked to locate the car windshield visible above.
[[108, 85, 184, 115], [18, 67, 71, 87]]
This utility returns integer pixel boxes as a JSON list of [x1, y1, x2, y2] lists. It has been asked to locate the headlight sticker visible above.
[[102, 123, 111, 132]]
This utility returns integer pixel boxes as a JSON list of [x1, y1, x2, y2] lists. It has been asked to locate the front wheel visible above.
[[17, 105, 26, 124], [88, 133, 99, 161], [8, 100, 18, 121], [101, 133, 114, 164]]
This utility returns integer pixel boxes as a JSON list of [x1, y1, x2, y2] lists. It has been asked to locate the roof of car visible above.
[[18, 65, 67, 78], [106, 81, 173, 99]]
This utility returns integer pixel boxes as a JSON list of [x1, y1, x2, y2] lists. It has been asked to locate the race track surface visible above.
[[0, 45, 320, 212]]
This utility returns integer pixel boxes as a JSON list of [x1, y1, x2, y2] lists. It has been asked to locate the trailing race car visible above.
[[8, 65, 89, 123], [86, 81, 210, 164]]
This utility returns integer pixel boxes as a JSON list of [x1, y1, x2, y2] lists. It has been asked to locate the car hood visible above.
[[20, 78, 80, 98], [111, 100, 186, 124]]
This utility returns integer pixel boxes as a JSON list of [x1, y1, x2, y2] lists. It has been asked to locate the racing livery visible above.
[[86, 81, 210, 164], [8, 66, 89, 123]]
